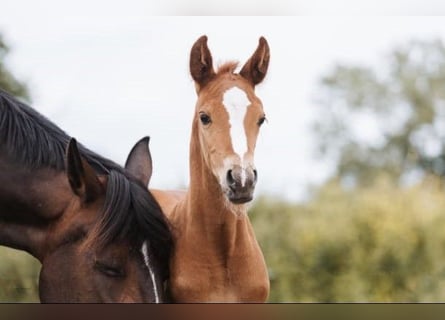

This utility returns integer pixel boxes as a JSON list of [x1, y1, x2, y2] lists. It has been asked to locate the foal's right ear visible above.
[[125, 136, 153, 187], [65, 138, 103, 202], [240, 37, 270, 86], [190, 35, 216, 92]]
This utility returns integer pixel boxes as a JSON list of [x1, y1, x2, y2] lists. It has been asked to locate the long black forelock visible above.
[[95, 170, 173, 278]]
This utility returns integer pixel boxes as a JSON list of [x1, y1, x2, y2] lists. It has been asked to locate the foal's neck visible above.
[[185, 127, 249, 239]]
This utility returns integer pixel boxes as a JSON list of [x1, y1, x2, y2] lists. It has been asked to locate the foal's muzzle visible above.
[[225, 166, 257, 204]]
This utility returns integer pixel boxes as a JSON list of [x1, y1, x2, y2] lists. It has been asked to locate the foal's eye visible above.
[[258, 116, 267, 126], [95, 261, 125, 278], [199, 112, 212, 125]]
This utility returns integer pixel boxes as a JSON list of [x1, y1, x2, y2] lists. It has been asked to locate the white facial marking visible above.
[[240, 169, 246, 187], [141, 241, 160, 303], [223, 87, 250, 186]]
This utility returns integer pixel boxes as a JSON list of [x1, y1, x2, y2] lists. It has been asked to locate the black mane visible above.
[[0, 89, 121, 173], [98, 170, 172, 278], [0, 89, 172, 277]]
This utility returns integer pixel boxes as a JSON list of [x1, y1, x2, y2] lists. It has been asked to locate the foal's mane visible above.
[[216, 61, 239, 75], [0, 89, 172, 275]]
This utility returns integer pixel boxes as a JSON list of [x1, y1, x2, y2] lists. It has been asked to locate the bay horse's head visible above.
[[189, 35, 270, 204], [38, 138, 172, 302]]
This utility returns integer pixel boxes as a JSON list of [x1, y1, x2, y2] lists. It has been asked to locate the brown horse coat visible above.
[[151, 35, 270, 302]]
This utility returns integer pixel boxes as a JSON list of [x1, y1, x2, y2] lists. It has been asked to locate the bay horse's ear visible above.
[[240, 37, 270, 86], [66, 138, 103, 202], [125, 136, 152, 187], [190, 35, 216, 92]]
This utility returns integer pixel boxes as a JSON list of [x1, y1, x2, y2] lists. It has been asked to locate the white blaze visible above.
[[223, 87, 250, 185], [141, 241, 160, 303]]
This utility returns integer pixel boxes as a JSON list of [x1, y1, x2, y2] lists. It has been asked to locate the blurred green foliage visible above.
[[0, 33, 30, 101], [0, 247, 40, 302], [251, 175, 445, 302], [5, 176, 445, 302], [315, 39, 445, 186]]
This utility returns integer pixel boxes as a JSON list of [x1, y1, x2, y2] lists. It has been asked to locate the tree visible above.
[[250, 177, 445, 302], [314, 39, 445, 186], [0, 33, 30, 101]]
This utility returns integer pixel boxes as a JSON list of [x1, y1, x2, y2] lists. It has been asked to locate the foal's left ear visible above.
[[125, 136, 152, 187], [66, 138, 103, 202], [190, 35, 216, 92], [240, 37, 270, 86]]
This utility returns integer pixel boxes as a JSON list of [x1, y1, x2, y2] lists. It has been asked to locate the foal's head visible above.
[[189, 36, 270, 204]]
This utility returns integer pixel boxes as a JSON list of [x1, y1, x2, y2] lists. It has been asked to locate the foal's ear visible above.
[[66, 138, 103, 202], [240, 37, 270, 86], [125, 136, 152, 187], [190, 35, 216, 92]]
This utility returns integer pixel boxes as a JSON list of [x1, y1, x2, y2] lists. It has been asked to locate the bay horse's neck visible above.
[[0, 155, 71, 258]]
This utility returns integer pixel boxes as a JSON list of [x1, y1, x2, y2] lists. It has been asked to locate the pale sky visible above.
[[0, 4, 445, 201]]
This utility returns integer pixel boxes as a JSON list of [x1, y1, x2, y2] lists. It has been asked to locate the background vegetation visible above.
[[1, 34, 445, 302], [3, 176, 445, 302], [314, 39, 445, 186], [251, 176, 445, 302], [0, 34, 30, 101], [0, 248, 40, 302]]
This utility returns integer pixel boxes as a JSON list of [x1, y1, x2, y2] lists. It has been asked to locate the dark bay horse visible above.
[[0, 89, 172, 302], [150, 36, 270, 302]]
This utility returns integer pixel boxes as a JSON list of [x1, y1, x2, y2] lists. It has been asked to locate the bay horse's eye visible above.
[[95, 261, 125, 278], [258, 116, 266, 126], [199, 112, 212, 125]]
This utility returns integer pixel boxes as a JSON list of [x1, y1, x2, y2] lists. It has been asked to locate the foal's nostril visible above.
[[227, 170, 235, 186], [253, 169, 258, 182]]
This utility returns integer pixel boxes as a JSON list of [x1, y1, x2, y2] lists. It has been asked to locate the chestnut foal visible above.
[[151, 35, 270, 302]]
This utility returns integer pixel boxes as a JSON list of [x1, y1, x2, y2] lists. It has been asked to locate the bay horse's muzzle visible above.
[[226, 166, 257, 204]]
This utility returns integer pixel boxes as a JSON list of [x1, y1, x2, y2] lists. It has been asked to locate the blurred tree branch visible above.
[[0, 33, 30, 101], [315, 39, 445, 186]]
